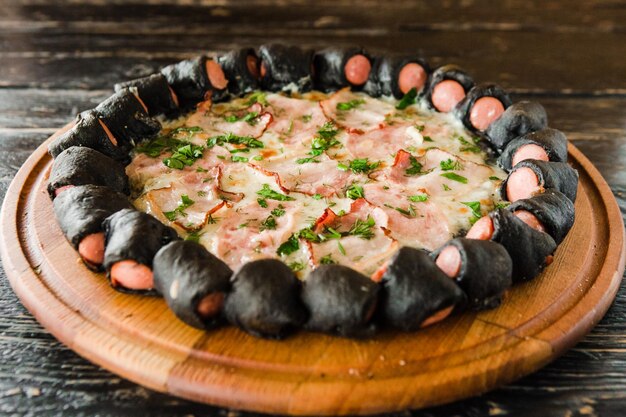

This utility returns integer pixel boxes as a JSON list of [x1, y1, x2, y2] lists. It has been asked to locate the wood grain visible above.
[[0, 133, 623, 414]]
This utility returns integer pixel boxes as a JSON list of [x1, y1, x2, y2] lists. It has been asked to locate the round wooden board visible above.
[[1, 127, 624, 416]]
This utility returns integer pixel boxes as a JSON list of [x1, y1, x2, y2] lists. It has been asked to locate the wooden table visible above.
[[1, 1, 626, 415]]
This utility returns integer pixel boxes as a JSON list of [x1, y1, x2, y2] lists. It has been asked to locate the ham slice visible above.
[[320, 88, 395, 133]]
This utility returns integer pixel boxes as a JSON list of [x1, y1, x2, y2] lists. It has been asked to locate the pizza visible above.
[[46, 44, 578, 339]]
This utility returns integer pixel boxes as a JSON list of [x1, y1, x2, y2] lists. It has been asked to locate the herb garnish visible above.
[[395, 87, 417, 110], [320, 254, 336, 264], [224, 111, 259, 125], [408, 194, 429, 202], [246, 91, 268, 106], [256, 184, 295, 201], [297, 122, 341, 164], [338, 158, 380, 174], [348, 216, 376, 239], [336, 99, 366, 111], [288, 261, 305, 272], [462, 201, 481, 218], [440, 158, 463, 171], [164, 194, 195, 221], [277, 234, 299, 256], [440, 172, 468, 184], [260, 215, 277, 231], [346, 183, 365, 200], [207, 132, 264, 149], [405, 156, 423, 176], [458, 135, 482, 153]]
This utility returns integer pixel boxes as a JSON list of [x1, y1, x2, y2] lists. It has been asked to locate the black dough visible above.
[[114, 73, 180, 117], [153, 241, 232, 330], [53, 185, 132, 270], [312, 47, 371, 92], [48, 112, 131, 164], [302, 264, 379, 338], [217, 47, 259, 97], [507, 189, 575, 244], [498, 128, 568, 171], [258, 44, 313, 93], [103, 209, 180, 293], [433, 238, 513, 310], [423, 64, 475, 111], [455, 84, 512, 134], [224, 259, 308, 339], [485, 101, 548, 151], [89, 89, 161, 149], [379, 247, 465, 331], [161, 55, 228, 109], [491, 209, 557, 283], [47, 146, 129, 199], [363, 54, 431, 98], [502, 159, 579, 202]]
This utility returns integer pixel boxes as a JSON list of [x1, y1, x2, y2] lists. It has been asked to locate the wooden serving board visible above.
[[1, 127, 624, 416]]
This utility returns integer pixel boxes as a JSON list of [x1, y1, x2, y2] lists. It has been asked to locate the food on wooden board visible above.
[[423, 64, 475, 113], [114, 73, 180, 117], [498, 128, 568, 170]]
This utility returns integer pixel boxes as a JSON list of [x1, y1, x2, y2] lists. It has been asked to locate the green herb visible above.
[[495, 201, 510, 209], [196, 166, 208, 173], [338, 241, 346, 256], [301, 114, 312, 122], [296, 156, 320, 164], [462, 201, 481, 218], [346, 183, 365, 200], [440, 172, 468, 184], [320, 254, 336, 264], [288, 261, 305, 272], [171, 126, 203, 136], [231, 155, 249, 163], [395, 87, 417, 110], [336, 99, 365, 111], [185, 231, 203, 243], [423, 136, 434, 142], [224, 111, 259, 125], [440, 158, 462, 171], [312, 194, 323, 200], [163, 194, 195, 221], [197, 191, 207, 197], [207, 132, 264, 149], [405, 156, 423, 176], [408, 194, 429, 202], [394, 205, 417, 218], [297, 122, 341, 164], [246, 91, 268, 106], [489, 176, 500, 181], [271, 206, 286, 217], [340, 158, 380, 174], [163, 143, 205, 170], [348, 216, 376, 240], [443, 184, 451, 191], [260, 215, 277, 231], [457, 135, 481, 153], [229, 148, 250, 154], [207, 214, 218, 224], [277, 234, 300, 256], [256, 184, 295, 201], [238, 222, 249, 229], [253, 155, 264, 161], [415, 125, 425, 132], [257, 198, 268, 208], [382, 185, 390, 190]]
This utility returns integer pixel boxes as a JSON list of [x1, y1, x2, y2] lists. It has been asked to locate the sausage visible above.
[[53, 184, 132, 270], [47, 146, 130, 200], [89, 89, 161, 149], [224, 259, 308, 339], [344, 54, 371, 86], [153, 241, 232, 329], [258, 44, 313, 93], [513, 210, 546, 233], [205, 59, 229, 90], [485, 101, 548, 151], [378, 247, 465, 331], [505, 166, 541, 202], [455, 84, 512, 133], [114, 73, 180, 117], [217, 47, 260, 96], [431, 80, 466, 113], [48, 111, 129, 164], [507, 189, 575, 244], [498, 128, 568, 171], [362, 55, 431, 98], [465, 215, 494, 240], [103, 209, 180, 294], [432, 238, 513, 310], [54, 185, 74, 197], [302, 264, 379, 337], [424, 64, 474, 112], [502, 159, 579, 203]]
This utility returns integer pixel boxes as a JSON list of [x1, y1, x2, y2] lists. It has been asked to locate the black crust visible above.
[[501, 159, 579, 202], [53, 185, 132, 270], [498, 128, 568, 171], [161, 55, 228, 109], [258, 44, 313, 93], [217, 47, 259, 97], [48, 111, 130, 164], [363, 55, 431, 98], [491, 209, 557, 283], [379, 247, 465, 330], [485, 101, 548, 151], [103, 209, 180, 294], [312, 47, 371, 92], [423, 65, 475, 111], [224, 259, 308, 339], [114, 73, 179, 118], [433, 238, 513, 310], [455, 84, 513, 133], [507, 189, 575, 244], [89, 89, 161, 148], [302, 264, 379, 338], [47, 146, 130, 199], [153, 241, 232, 330]]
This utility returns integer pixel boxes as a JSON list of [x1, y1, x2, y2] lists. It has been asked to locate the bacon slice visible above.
[[320, 88, 395, 133], [265, 94, 329, 144], [185, 102, 273, 141], [344, 123, 424, 161]]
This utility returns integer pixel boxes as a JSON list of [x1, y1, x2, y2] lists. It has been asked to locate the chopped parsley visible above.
[[256, 184, 295, 201], [163, 143, 205, 170], [338, 158, 380, 174], [185, 230, 204, 243], [489, 176, 501, 181], [405, 156, 423, 176], [423, 136, 434, 142], [336, 99, 365, 111], [224, 111, 259, 125], [395, 205, 417, 218], [288, 261, 305, 272], [495, 201, 511, 209], [346, 183, 365, 200], [271, 206, 286, 217], [246, 91, 268, 106], [164, 194, 194, 221], [440, 158, 463, 171], [231, 155, 249, 163], [312, 194, 323, 200], [443, 183, 451, 191], [348, 216, 376, 239], [440, 172, 468, 184], [277, 234, 300, 256], [297, 122, 341, 164], [257, 198, 268, 208], [462, 201, 481, 218], [207, 132, 264, 149], [458, 135, 482, 153], [338, 241, 346, 256], [395, 87, 417, 110], [320, 254, 336, 264], [408, 194, 429, 202], [260, 215, 277, 231]]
